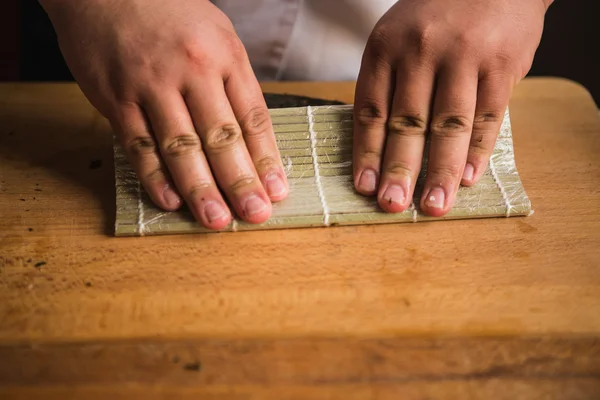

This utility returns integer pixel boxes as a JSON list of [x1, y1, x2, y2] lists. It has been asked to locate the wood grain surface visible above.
[[0, 78, 599, 399]]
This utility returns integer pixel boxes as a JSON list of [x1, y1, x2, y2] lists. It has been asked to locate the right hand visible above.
[[41, 0, 289, 230]]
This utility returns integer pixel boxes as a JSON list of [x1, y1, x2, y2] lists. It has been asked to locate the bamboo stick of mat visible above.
[[113, 105, 532, 236]]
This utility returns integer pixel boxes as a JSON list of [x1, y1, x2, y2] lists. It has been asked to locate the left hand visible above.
[[353, 0, 550, 216]]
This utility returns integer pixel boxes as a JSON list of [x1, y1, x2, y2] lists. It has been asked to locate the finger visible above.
[[112, 102, 183, 212], [378, 60, 434, 213], [422, 64, 478, 217], [225, 66, 288, 202], [143, 90, 232, 230], [184, 77, 272, 224], [353, 40, 395, 196], [461, 73, 515, 186]]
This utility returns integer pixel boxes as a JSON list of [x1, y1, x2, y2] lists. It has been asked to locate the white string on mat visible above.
[[410, 202, 418, 223], [307, 106, 331, 226], [136, 180, 146, 236], [231, 219, 239, 232], [488, 158, 512, 217]]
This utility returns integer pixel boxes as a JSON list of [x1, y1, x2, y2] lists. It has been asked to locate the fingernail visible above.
[[463, 163, 475, 182], [382, 184, 406, 205], [425, 187, 446, 209], [163, 186, 182, 209], [243, 194, 268, 217], [358, 169, 378, 193], [204, 201, 228, 223], [265, 173, 287, 197]]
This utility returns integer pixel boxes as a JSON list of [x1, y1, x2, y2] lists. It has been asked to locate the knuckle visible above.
[[218, 28, 245, 57], [387, 115, 428, 137], [486, 61, 520, 80], [114, 89, 142, 105], [228, 175, 257, 194], [356, 148, 382, 162], [254, 155, 280, 173], [183, 41, 211, 71], [519, 52, 536, 78], [453, 31, 476, 53], [116, 100, 139, 112], [490, 48, 517, 72], [125, 136, 157, 157], [367, 28, 393, 57], [161, 134, 202, 158], [112, 101, 147, 129], [430, 115, 473, 140], [149, 61, 169, 83], [384, 162, 413, 177], [473, 111, 503, 126], [121, 53, 169, 84], [355, 100, 388, 128], [239, 106, 272, 137], [228, 37, 246, 61], [204, 124, 242, 152], [188, 182, 214, 198], [472, 111, 503, 148], [144, 166, 167, 183], [428, 164, 462, 181], [406, 23, 437, 57]]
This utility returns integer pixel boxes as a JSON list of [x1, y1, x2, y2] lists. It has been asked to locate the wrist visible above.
[[39, 0, 74, 12], [39, 0, 77, 19], [541, 0, 554, 11], [39, 0, 111, 19]]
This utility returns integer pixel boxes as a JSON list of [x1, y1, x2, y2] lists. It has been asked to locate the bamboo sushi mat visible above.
[[114, 105, 532, 236]]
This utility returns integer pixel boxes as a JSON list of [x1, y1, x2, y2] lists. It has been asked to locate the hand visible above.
[[40, 0, 289, 230], [353, 0, 550, 216]]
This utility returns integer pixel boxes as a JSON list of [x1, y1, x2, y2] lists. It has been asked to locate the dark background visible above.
[[1, 0, 597, 106]]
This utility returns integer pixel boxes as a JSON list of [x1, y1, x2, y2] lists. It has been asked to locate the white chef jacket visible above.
[[212, 0, 397, 81]]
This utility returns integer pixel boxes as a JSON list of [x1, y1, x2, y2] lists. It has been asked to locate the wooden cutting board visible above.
[[0, 78, 599, 399]]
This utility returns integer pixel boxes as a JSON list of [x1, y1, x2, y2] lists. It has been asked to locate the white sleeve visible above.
[[214, 0, 397, 81]]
